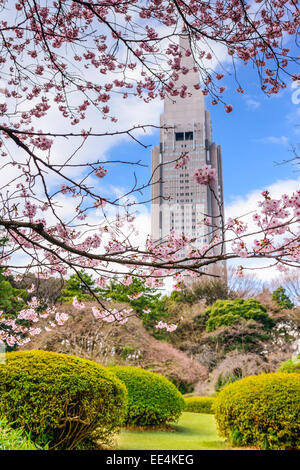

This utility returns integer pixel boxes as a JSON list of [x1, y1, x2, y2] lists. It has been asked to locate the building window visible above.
[[175, 132, 184, 141], [175, 131, 194, 141], [185, 131, 193, 140]]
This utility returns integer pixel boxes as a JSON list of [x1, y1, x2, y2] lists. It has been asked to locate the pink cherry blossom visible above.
[[55, 312, 69, 326], [155, 321, 178, 332], [193, 165, 217, 185], [72, 296, 86, 310], [128, 292, 143, 300], [174, 153, 190, 169], [94, 166, 107, 178]]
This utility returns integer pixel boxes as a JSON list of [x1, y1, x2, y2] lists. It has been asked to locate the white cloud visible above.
[[256, 136, 289, 145], [245, 98, 261, 110]]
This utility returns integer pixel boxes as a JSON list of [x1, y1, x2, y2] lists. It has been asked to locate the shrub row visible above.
[[0, 351, 184, 449], [2, 350, 299, 451], [184, 396, 215, 414]]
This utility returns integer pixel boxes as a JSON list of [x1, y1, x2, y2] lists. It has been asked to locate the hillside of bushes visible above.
[[10, 271, 300, 396], [1, 270, 299, 450], [164, 287, 300, 394]]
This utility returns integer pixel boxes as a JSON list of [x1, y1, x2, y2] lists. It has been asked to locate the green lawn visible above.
[[116, 412, 234, 450]]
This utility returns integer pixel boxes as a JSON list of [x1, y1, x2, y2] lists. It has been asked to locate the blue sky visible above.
[[207, 67, 300, 204], [103, 63, 300, 210]]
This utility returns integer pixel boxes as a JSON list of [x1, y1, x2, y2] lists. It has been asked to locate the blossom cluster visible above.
[[91, 306, 131, 325], [174, 153, 190, 169], [155, 321, 178, 332], [0, 303, 69, 348], [94, 166, 108, 178], [229, 190, 300, 268], [193, 165, 217, 186]]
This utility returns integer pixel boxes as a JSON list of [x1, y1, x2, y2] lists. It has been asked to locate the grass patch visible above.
[[116, 412, 234, 450], [0, 419, 37, 450]]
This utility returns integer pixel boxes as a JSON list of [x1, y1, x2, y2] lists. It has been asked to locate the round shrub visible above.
[[214, 372, 300, 450], [184, 396, 215, 414], [0, 350, 127, 449], [109, 365, 185, 427], [278, 354, 300, 373]]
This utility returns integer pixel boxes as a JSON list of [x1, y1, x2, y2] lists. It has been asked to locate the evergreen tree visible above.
[[58, 270, 96, 302], [272, 286, 294, 310], [97, 277, 169, 337]]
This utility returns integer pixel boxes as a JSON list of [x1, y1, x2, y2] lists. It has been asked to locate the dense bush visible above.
[[278, 354, 300, 373], [214, 371, 241, 392], [0, 418, 37, 450], [0, 350, 127, 449], [214, 373, 300, 450], [109, 365, 185, 427], [205, 298, 275, 332], [184, 397, 215, 414]]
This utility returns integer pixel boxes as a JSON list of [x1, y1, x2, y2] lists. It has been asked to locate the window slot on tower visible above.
[[175, 131, 194, 141], [175, 132, 184, 141]]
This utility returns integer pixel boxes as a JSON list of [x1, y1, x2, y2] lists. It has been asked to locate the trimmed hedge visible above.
[[0, 350, 127, 449], [184, 396, 215, 414], [278, 354, 300, 373], [214, 372, 300, 450], [109, 365, 185, 427]]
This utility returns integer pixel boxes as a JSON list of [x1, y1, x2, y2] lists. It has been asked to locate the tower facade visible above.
[[151, 35, 226, 279]]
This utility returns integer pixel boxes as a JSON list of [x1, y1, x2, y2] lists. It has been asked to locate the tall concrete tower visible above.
[[151, 34, 226, 279]]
